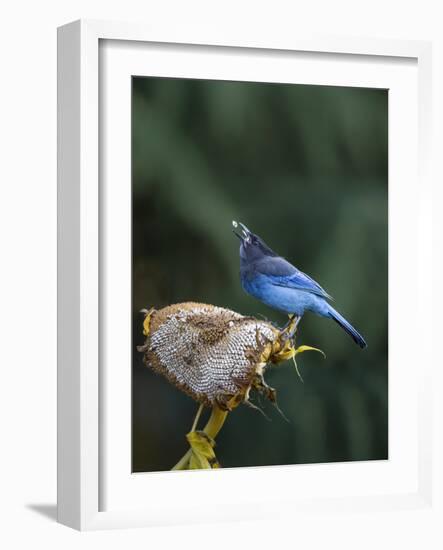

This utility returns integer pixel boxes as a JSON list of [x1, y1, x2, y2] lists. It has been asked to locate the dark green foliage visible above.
[[132, 77, 388, 472]]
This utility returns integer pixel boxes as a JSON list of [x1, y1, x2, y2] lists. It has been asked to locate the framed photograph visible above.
[[57, 19, 433, 530]]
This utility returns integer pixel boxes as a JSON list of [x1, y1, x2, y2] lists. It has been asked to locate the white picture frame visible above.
[[57, 19, 434, 531]]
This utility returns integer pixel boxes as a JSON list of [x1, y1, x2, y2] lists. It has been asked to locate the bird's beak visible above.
[[232, 220, 250, 241]]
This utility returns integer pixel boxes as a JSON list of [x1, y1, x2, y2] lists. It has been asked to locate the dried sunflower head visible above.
[[137, 302, 296, 411]]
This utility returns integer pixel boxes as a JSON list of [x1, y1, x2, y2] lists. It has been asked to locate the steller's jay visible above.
[[232, 221, 367, 349]]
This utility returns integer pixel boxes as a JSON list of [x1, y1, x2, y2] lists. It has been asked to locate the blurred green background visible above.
[[132, 77, 388, 472]]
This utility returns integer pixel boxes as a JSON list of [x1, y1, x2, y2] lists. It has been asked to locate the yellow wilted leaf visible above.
[[186, 431, 216, 456], [272, 338, 296, 363], [141, 307, 155, 336], [294, 345, 326, 359], [189, 452, 211, 470], [186, 431, 220, 469], [292, 345, 326, 383]]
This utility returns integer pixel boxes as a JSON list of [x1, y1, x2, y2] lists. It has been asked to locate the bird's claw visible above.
[[279, 314, 300, 344]]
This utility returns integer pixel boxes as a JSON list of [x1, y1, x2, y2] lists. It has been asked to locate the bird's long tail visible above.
[[327, 305, 367, 349]]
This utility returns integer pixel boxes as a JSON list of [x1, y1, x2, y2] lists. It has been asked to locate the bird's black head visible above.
[[232, 221, 278, 262]]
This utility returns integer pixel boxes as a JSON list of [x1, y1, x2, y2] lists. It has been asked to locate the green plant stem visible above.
[[171, 448, 192, 471], [190, 403, 204, 432], [204, 405, 228, 438], [171, 404, 228, 470]]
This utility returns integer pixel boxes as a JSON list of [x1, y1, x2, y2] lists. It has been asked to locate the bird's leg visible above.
[[280, 314, 301, 343], [288, 315, 302, 340], [281, 314, 296, 332]]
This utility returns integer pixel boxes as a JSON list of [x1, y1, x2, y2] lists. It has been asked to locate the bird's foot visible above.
[[280, 315, 301, 343], [280, 314, 296, 331]]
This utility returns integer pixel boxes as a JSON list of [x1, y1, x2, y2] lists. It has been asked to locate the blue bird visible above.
[[232, 221, 367, 349]]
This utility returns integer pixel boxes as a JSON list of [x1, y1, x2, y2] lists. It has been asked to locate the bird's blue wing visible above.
[[269, 272, 333, 300], [253, 256, 333, 300]]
